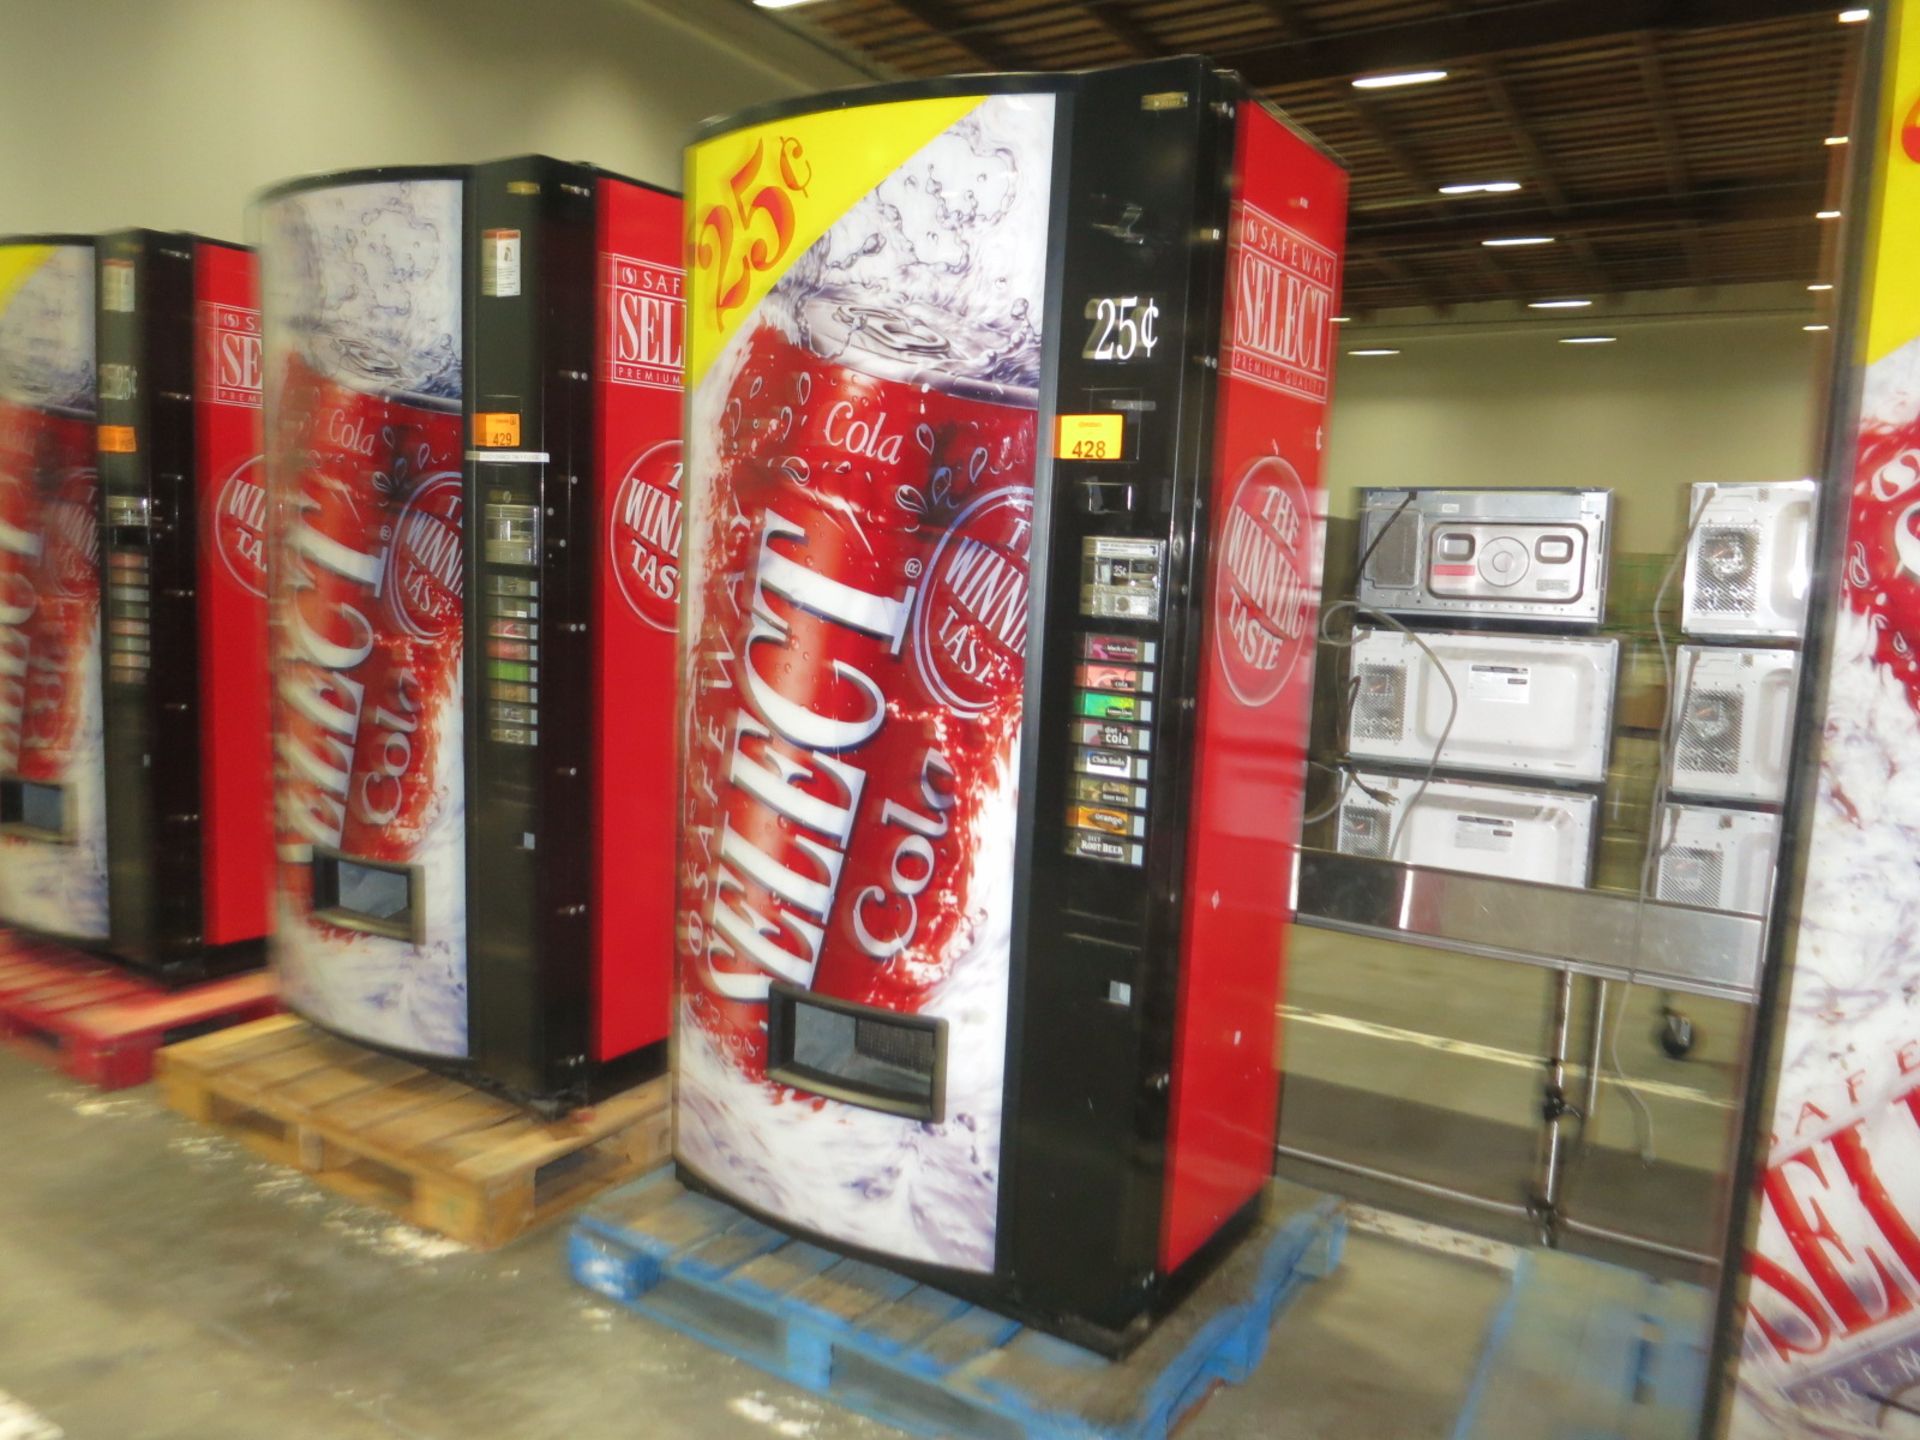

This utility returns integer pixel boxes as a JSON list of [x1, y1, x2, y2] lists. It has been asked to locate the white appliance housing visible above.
[[1667, 645, 1799, 804], [1335, 770, 1598, 888], [1680, 480, 1817, 641], [1653, 803, 1781, 916], [1347, 627, 1619, 783], [1354, 487, 1612, 626]]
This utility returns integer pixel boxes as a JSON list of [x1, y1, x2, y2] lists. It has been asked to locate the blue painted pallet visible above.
[[570, 1172, 1345, 1440], [1451, 1249, 1710, 1440]]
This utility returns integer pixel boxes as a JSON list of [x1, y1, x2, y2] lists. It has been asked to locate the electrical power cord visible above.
[[1301, 494, 1459, 857]]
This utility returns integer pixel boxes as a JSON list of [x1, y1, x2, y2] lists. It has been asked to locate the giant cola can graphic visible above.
[[677, 95, 1056, 1270], [0, 241, 107, 941], [261, 181, 469, 1058]]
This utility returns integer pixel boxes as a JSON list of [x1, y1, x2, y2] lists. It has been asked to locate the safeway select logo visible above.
[[604, 252, 685, 392], [200, 302, 262, 409], [1225, 202, 1336, 403]]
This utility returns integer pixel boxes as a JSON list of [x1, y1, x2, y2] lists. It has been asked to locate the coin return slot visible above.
[[0, 778, 69, 840], [766, 985, 946, 1123], [311, 853, 421, 943]]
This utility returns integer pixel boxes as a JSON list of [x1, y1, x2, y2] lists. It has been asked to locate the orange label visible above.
[[475, 412, 521, 447], [98, 425, 137, 454], [1055, 413, 1124, 461]]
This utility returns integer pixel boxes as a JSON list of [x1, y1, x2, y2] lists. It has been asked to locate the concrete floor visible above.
[[0, 1047, 1514, 1440]]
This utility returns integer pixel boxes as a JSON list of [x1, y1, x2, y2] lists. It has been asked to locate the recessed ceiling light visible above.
[[1438, 181, 1522, 195], [1331, 315, 1351, 323], [1353, 70, 1449, 90], [1826, 135, 1850, 145], [1528, 298, 1593, 310], [1809, 283, 1834, 292], [1559, 336, 1616, 345], [1804, 323, 1832, 332], [1348, 348, 1401, 356], [1838, 8, 1870, 22], [1817, 209, 1843, 219], [1484, 235, 1555, 247]]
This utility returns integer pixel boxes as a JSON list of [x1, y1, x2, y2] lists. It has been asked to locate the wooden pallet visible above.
[[157, 1015, 671, 1249], [0, 939, 279, 1090], [1451, 1249, 1710, 1440], [570, 1173, 1345, 1440]]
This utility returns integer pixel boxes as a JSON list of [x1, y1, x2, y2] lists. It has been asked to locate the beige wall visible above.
[[0, 0, 868, 243], [1324, 288, 1828, 554]]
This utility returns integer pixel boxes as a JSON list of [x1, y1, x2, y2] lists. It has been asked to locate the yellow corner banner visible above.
[[683, 95, 982, 390], [0, 244, 55, 323], [1870, 3, 1920, 363]]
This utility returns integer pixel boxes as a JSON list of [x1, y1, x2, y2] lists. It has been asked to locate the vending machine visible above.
[[675, 58, 1347, 1349], [260, 158, 682, 1102], [92, 230, 271, 981], [0, 237, 106, 946]]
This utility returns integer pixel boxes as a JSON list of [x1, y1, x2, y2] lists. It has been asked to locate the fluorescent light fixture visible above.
[[1839, 8, 1870, 22], [1528, 298, 1592, 310], [1826, 135, 1850, 145], [1438, 180, 1522, 195], [1817, 209, 1843, 219], [1804, 324, 1832, 332], [1348, 348, 1401, 356], [1559, 336, 1616, 345], [1352, 70, 1449, 90], [1809, 283, 1834, 291], [1483, 235, 1555, 247], [1331, 315, 1351, 323]]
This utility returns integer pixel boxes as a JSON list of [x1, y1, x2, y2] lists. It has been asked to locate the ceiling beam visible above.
[[1228, 0, 1833, 90], [1476, 60, 1611, 290], [1632, 33, 1706, 283], [1072, 1, 1158, 59], [884, 0, 1020, 71], [1350, 178, 1828, 250]]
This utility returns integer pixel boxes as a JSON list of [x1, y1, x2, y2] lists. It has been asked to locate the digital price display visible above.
[[1083, 294, 1161, 362]]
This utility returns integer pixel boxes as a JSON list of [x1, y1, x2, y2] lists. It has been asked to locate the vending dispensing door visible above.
[[0, 236, 108, 943], [261, 173, 472, 1060]]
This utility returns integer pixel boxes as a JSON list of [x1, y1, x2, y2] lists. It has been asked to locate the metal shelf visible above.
[[1290, 849, 1765, 1003]]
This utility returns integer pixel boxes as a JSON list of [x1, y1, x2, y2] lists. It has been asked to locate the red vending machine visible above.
[[260, 159, 681, 1103], [95, 230, 271, 981], [675, 58, 1347, 1349]]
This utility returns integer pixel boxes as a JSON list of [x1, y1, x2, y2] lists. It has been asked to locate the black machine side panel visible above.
[[99, 230, 205, 972], [1005, 60, 1240, 1339], [463, 159, 599, 1100]]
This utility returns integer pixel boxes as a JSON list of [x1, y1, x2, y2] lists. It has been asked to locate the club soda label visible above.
[[609, 440, 683, 632]]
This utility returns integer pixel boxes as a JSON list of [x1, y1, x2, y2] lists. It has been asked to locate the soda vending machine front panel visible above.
[[675, 59, 1346, 1350], [262, 159, 680, 1102], [95, 230, 270, 981], [0, 237, 107, 943]]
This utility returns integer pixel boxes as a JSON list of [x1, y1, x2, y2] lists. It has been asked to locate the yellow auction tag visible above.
[[1055, 413, 1123, 461], [475, 412, 522, 448]]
